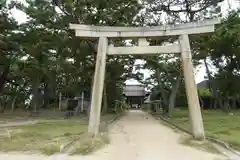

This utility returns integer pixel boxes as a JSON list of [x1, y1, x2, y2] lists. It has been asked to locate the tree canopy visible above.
[[0, 0, 240, 114]]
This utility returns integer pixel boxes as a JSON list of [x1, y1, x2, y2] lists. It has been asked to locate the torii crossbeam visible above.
[[69, 19, 220, 140]]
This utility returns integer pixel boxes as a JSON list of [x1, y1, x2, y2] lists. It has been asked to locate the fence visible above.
[[143, 100, 164, 113]]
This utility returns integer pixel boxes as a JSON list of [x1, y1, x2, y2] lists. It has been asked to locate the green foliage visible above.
[[136, 0, 225, 113], [198, 88, 212, 97], [1, 0, 240, 113], [0, 0, 142, 111], [199, 10, 240, 99]]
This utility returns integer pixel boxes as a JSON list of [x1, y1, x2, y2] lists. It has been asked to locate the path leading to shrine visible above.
[[0, 110, 227, 160]]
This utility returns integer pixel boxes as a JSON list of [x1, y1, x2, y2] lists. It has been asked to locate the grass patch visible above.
[[0, 110, 30, 123], [179, 135, 221, 154], [38, 142, 61, 155], [0, 113, 117, 155], [0, 109, 65, 123], [167, 109, 240, 151], [0, 120, 86, 154], [68, 133, 110, 155]]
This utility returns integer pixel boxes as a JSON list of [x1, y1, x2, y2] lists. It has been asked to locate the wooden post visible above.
[[81, 92, 84, 112], [11, 96, 17, 112], [59, 92, 62, 110], [179, 34, 205, 140], [88, 37, 108, 136]]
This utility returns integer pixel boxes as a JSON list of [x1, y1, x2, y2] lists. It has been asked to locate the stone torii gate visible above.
[[69, 19, 219, 140]]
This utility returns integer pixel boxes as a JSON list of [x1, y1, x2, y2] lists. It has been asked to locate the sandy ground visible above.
[[0, 110, 228, 160]]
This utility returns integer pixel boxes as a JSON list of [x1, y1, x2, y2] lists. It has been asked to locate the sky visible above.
[[9, 0, 239, 86]]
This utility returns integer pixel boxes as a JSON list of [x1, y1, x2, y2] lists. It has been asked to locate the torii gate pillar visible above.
[[70, 19, 219, 139], [88, 37, 108, 135], [179, 34, 204, 139]]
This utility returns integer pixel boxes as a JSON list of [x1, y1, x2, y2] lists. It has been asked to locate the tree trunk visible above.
[[168, 77, 180, 116], [223, 99, 229, 112], [203, 59, 219, 109], [11, 96, 17, 111], [220, 98, 230, 113], [232, 97, 237, 109], [31, 80, 40, 112], [156, 68, 168, 106], [217, 98, 225, 111], [227, 97, 232, 112], [0, 96, 6, 113], [0, 65, 11, 112], [43, 83, 50, 108], [0, 65, 10, 94], [199, 97, 204, 109], [0, 104, 6, 113], [237, 97, 240, 109]]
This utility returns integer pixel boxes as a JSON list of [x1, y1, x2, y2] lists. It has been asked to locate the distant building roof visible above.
[[124, 85, 145, 96]]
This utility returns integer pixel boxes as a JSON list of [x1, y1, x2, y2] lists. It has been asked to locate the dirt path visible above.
[[0, 110, 228, 160]]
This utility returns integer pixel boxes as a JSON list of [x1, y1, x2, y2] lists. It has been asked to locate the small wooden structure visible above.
[[124, 85, 146, 107], [69, 19, 219, 140]]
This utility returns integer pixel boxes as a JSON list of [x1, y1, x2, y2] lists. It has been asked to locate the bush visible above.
[[198, 88, 212, 97]]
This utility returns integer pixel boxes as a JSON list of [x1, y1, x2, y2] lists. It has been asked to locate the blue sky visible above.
[[10, 0, 239, 85]]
